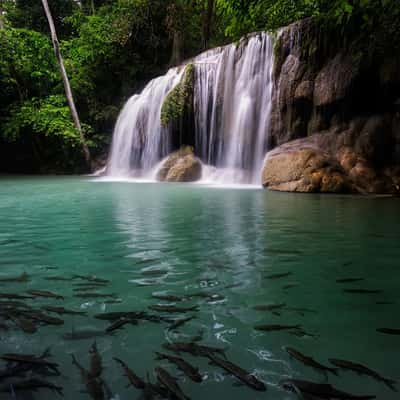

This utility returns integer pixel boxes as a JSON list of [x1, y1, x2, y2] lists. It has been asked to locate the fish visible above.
[[72, 275, 110, 284], [0, 377, 63, 396], [155, 366, 190, 400], [28, 290, 64, 300], [74, 293, 117, 299], [89, 341, 103, 379], [113, 357, 145, 389], [0, 272, 29, 283], [253, 303, 286, 311], [44, 276, 73, 282], [0, 293, 34, 300], [73, 282, 108, 287], [224, 283, 243, 289], [280, 378, 376, 399], [72, 354, 104, 400], [168, 316, 196, 331], [94, 311, 145, 321], [336, 278, 365, 283], [42, 306, 86, 316], [163, 342, 226, 358], [283, 283, 299, 290], [148, 305, 198, 313], [105, 317, 137, 333], [22, 311, 64, 326], [73, 286, 108, 292], [0, 300, 31, 309], [265, 272, 292, 279], [254, 324, 301, 332], [286, 347, 338, 376], [376, 328, 400, 335], [63, 329, 111, 340], [141, 269, 168, 277], [8, 314, 37, 333], [152, 294, 183, 302], [1, 349, 60, 375], [375, 301, 395, 305], [155, 352, 202, 382], [206, 353, 266, 391], [289, 328, 319, 338], [343, 289, 382, 294], [329, 358, 397, 391]]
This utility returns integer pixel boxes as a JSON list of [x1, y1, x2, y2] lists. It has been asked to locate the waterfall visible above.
[[107, 32, 274, 184]]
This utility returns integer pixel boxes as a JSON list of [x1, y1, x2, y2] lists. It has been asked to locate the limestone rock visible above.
[[156, 147, 202, 182]]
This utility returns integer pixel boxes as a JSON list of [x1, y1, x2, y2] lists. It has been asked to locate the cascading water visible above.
[[107, 32, 274, 184]]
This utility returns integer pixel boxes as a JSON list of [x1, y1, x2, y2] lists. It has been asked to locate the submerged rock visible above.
[[156, 147, 202, 183]]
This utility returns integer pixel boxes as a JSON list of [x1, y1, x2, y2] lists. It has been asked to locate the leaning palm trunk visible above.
[[41, 0, 91, 167]]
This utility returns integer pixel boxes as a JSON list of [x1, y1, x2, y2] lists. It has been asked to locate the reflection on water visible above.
[[0, 176, 399, 399]]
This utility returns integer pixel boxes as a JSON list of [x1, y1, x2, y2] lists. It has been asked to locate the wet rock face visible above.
[[156, 146, 202, 182], [262, 134, 400, 194], [266, 18, 400, 194]]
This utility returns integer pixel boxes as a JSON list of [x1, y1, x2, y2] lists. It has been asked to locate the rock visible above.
[[156, 146, 202, 182], [294, 80, 314, 101], [262, 144, 351, 193]]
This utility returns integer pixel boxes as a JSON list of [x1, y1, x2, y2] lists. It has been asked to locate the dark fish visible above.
[[72, 275, 110, 284], [73, 286, 108, 292], [336, 278, 365, 283], [283, 283, 299, 290], [155, 366, 190, 400], [141, 269, 168, 277], [286, 347, 338, 376], [224, 283, 243, 289], [75, 293, 117, 299], [22, 311, 64, 326], [163, 342, 226, 358], [148, 305, 198, 313], [151, 294, 183, 302], [168, 316, 196, 331], [289, 328, 319, 339], [377, 328, 400, 335], [42, 306, 86, 316], [207, 353, 266, 391], [254, 324, 301, 332], [73, 282, 108, 287], [89, 341, 102, 378], [0, 293, 33, 300], [105, 317, 137, 333], [8, 314, 37, 333], [155, 352, 202, 382], [344, 289, 382, 294], [280, 378, 376, 399], [265, 272, 292, 279], [329, 358, 397, 391], [0, 272, 29, 283], [375, 301, 395, 305], [28, 290, 64, 300], [95, 311, 145, 321], [0, 300, 31, 309], [0, 377, 63, 395], [63, 329, 111, 340], [253, 303, 286, 311], [113, 357, 145, 389], [1, 349, 59, 375], [72, 354, 104, 400]]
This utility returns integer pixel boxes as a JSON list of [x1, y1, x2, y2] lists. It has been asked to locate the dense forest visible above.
[[0, 0, 399, 173]]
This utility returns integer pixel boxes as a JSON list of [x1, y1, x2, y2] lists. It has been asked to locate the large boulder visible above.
[[262, 134, 400, 194], [156, 146, 202, 182]]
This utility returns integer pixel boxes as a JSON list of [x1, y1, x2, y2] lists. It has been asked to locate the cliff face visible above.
[[263, 18, 400, 194]]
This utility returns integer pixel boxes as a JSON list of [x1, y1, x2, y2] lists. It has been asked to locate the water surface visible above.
[[0, 177, 399, 399]]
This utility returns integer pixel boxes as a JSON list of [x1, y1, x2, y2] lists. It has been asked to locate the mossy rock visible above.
[[160, 64, 194, 127]]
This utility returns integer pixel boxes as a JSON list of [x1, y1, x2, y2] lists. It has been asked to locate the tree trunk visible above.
[[202, 0, 214, 49], [41, 0, 91, 168]]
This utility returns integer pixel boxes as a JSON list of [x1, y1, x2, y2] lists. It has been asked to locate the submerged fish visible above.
[[253, 303, 286, 312], [376, 328, 400, 335], [207, 353, 266, 391], [105, 317, 137, 333], [254, 324, 301, 332], [42, 306, 86, 316], [286, 347, 338, 376], [148, 304, 198, 313], [163, 342, 226, 358], [8, 314, 37, 333], [44, 276, 73, 282], [72, 354, 104, 400], [155, 352, 202, 382], [0, 293, 33, 300], [0, 377, 63, 396], [73, 275, 110, 284], [151, 294, 183, 302], [89, 341, 103, 378], [344, 289, 382, 294], [114, 357, 145, 389], [280, 378, 376, 399], [28, 290, 64, 300], [329, 358, 397, 391], [0, 272, 29, 283], [265, 272, 292, 279], [336, 278, 365, 283], [74, 293, 116, 299], [168, 316, 196, 331], [155, 367, 190, 400], [63, 329, 111, 340]]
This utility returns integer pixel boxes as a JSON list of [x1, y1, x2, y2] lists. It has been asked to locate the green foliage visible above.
[[2, 95, 84, 144], [160, 63, 194, 126]]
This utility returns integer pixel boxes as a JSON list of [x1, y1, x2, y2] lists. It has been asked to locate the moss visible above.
[[160, 64, 194, 127]]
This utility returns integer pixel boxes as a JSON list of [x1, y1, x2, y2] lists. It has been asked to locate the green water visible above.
[[0, 177, 399, 399]]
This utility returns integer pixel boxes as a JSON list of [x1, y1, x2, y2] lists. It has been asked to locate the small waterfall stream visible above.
[[107, 33, 274, 184]]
